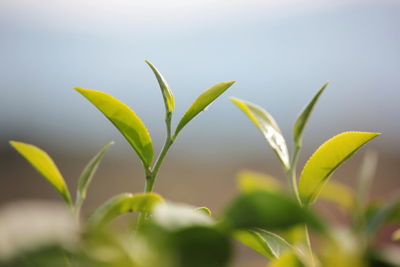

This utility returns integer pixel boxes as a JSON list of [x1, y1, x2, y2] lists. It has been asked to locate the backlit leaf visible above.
[[299, 131, 380, 206], [75, 141, 114, 210], [293, 82, 328, 147], [145, 60, 175, 114], [87, 193, 164, 228], [234, 229, 292, 259], [319, 181, 355, 212], [9, 141, 72, 206], [174, 81, 235, 136], [237, 170, 282, 193], [75, 88, 153, 167], [196, 207, 212, 216], [230, 98, 290, 170]]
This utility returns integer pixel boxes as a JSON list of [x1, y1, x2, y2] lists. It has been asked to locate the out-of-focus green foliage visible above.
[[5, 63, 397, 267]]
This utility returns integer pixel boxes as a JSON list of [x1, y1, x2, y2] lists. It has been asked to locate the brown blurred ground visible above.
[[1, 146, 399, 267]]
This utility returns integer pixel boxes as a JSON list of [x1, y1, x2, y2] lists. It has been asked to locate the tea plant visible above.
[[2, 62, 398, 267]]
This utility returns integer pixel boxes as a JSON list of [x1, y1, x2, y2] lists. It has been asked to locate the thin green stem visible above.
[[136, 113, 174, 230], [287, 143, 317, 267]]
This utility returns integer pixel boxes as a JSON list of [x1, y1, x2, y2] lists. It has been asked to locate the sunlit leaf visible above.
[[392, 229, 400, 242], [152, 202, 214, 231], [75, 88, 153, 167], [196, 207, 212, 216], [75, 141, 114, 211], [319, 181, 355, 212], [234, 229, 292, 259], [230, 98, 290, 170], [9, 141, 72, 206], [356, 151, 378, 209], [268, 251, 304, 267], [174, 81, 235, 136], [223, 191, 322, 231], [87, 193, 164, 228], [237, 170, 282, 193], [293, 82, 328, 147], [298, 131, 380, 206], [145, 60, 175, 114]]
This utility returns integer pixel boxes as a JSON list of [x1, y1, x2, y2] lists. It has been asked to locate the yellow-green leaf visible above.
[[9, 141, 72, 206], [231, 98, 290, 169], [237, 170, 282, 193], [319, 181, 355, 212], [234, 229, 292, 259], [392, 229, 400, 242], [268, 251, 303, 267], [145, 60, 175, 114], [87, 193, 164, 228], [174, 81, 235, 136], [293, 82, 328, 147], [75, 88, 153, 167], [196, 207, 212, 216], [75, 141, 114, 211], [299, 131, 380, 206]]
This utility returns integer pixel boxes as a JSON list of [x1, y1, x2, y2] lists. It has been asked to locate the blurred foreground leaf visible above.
[[234, 229, 292, 259], [223, 191, 322, 231], [87, 193, 164, 228]]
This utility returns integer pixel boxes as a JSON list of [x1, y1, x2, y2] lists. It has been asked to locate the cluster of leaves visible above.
[[2, 62, 399, 267]]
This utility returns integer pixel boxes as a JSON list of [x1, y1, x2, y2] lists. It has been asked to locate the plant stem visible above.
[[288, 144, 317, 267], [136, 113, 174, 230]]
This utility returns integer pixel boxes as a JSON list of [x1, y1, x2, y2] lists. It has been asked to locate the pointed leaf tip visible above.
[[299, 131, 380, 206], [293, 81, 329, 146], [75, 87, 154, 167], [9, 141, 72, 206], [145, 60, 175, 114], [230, 97, 290, 170], [174, 80, 235, 136]]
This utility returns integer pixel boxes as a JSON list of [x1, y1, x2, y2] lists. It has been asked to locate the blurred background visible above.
[[1, 0, 399, 266]]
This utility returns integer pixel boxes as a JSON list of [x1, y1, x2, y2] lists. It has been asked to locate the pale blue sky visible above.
[[1, 0, 399, 157]]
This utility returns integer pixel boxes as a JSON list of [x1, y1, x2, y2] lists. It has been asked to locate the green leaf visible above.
[[234, 229, 292, 259], [169, 226, 232, 267], [174, 81, 235, 136], [75, 88, 153, 168], [87, 193, 164, 228], [269, 251, 304, 267], [366, 199, 400, 236], [223, 191, 322, 231], [237, 170, 282, 193], [319, 181, 355, 212], [293, 82, 328, 147], [9, 141, 72, 206], [230, 98, 290, 170], [298, 131, 380, 206], [145, 60, 175, 114], [196, 207, 212, 216], [75, 141, 114, 211], [392, 229, 400, 242]]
